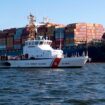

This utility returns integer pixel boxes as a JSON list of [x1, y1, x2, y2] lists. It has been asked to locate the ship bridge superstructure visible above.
[[23, 36, 63, 59]]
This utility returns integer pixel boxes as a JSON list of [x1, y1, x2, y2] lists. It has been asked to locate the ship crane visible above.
[[27, 13, 36, 40], [43, 17, 49, 23], [39, 17, 52, 24]]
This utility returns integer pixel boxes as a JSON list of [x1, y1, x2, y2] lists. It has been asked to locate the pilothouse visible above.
[[23, 36, 64, 59]]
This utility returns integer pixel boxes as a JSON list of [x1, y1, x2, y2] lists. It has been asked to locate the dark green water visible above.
[[0, 63, 105, 105]]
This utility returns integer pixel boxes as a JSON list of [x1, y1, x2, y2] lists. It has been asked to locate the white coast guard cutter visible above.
[[0, 14, 88, 68], [1, 36, 88, 68]]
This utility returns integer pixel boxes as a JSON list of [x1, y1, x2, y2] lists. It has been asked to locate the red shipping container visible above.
[[14, 39, 21, 44], [55, 40, 64, 45], [87, 30, 92, 33], [8, 28, 16, 33], [55, 38, 64, 42], [22, 38, 27, 44]]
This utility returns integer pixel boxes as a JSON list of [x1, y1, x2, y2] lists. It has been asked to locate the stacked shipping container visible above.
[[0, 22, 104, 56], [14, 28, 23, 49], [3, 28, 16, 50], [64, 23, 104, 47], [0, 27, 30, 55], [94, 24, 104, 40], [0, 31, 6, 50], [37, 23, 65, 48], [54, 28, 65, 48], [65, 24, 76, 46], [21, 27, 29, 45]]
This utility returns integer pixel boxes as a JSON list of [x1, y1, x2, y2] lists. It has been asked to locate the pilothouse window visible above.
[[44, 41, 47, 45], [28, 42, 31, 45], [40, 41, 43, 45], [32, 42, 34, 45], [35, 41, 39, 45], [25, 42, 28, 45]]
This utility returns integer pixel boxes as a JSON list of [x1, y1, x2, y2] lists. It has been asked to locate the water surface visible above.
[[0, 63, 105, 105]]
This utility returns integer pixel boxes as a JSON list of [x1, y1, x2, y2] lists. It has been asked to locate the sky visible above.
[[0, 0, 105, 29]]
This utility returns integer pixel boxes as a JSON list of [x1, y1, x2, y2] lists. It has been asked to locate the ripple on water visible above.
[[0, 63, 105, 104]]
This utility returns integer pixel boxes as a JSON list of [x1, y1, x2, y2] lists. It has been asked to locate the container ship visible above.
[[0, 14, 105, 62]]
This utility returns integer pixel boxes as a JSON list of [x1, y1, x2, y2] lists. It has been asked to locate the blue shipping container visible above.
[[65, 34, 74, 38], [14, 44, 22, 49], [55, 28, 65, 39], [0, 45, 6, 50], [4, 50, 22, 56], [66, 43, 75, 46], [14, 28, 24, 40]]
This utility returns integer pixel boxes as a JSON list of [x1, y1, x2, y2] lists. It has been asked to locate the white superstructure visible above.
[[23, 36, 63, 59]]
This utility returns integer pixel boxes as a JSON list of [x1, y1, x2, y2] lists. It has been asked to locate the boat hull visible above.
[[0, 56, 88, 68]]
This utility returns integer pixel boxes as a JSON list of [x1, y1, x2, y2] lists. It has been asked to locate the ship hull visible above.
[[0, 56, 88, 68]]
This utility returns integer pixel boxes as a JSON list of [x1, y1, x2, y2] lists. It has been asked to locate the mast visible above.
[[86, 24, 88, 56], [59, 31, 62, 50]]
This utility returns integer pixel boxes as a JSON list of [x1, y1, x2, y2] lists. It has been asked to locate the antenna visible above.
[[59, 31, 62, 50]]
